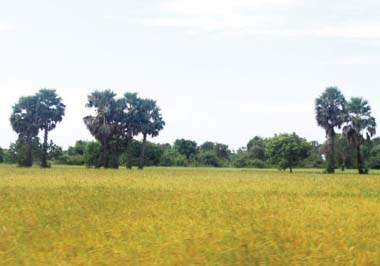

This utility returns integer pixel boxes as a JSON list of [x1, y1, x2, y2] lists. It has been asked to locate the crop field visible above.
[[1, 166, 380, 266]]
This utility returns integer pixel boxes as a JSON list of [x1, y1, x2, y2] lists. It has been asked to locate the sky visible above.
[[1, 0, 380, 150]]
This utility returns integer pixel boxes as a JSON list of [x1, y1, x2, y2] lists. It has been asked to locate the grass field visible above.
[[1, 165, 380, 266]]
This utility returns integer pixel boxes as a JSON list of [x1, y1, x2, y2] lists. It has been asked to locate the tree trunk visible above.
[[26, 134, 33, 167], [103, 143, 109, 169], [289, 167, 293, 173], [357, 145, 365, 174], [326, 130, 336, 173], [96, 145, 104, 169], [138, 133, 147, 170], [126, 133, 133, 170], [41, 126, 49, 168]]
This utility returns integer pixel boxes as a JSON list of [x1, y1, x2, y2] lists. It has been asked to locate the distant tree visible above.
[[302, 141, 324, 168], [369, 145, 380, 169], [160, 147, 188, 167], [35, 89, 65, 168], [84, 90, 122, 168], [137, 98, 165, 169], [197, 151, 222, 167], [0, 147, 3, 163], [334, 134, 356, 170], [174, 139, 198, 161], [197, 141, 231, 167], [266, 133, 311, 172], [84, 141, 101, 167], [247, 136, 267, 161], [343, 97, 376, 174], [2, 148, 17, 164], [47, 141, 63, 161], [315, 87, 347, 173], [10, 96, 40, 167]]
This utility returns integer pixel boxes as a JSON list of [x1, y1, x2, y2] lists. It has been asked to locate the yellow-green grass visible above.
[[1, 165, 380, 266]]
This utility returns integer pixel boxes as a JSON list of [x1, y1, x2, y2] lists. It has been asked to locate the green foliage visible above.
[[266, 133, 311, 172], [369, 145, 380, 169], [84, 141, 101, 167], [174, 139, 198, 160], [302, 141, 324, 168], [0, 148, 3, 163], [247, 136, 267, 161], [231, 148, 268, 168], [2, 149, 17, 164], [159, 148, 188, 167], [197, 151, 222, 167]]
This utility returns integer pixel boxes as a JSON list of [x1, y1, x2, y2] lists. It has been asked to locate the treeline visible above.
[[1, 87, 378, 173], [2, 133, 380, 172]]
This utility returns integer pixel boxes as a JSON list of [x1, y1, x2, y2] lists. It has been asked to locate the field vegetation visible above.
[[1, 165, 380, 265]]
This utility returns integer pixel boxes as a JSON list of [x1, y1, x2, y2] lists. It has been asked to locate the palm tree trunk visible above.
[[126, 133, 133, 170], [138, 133, 147, 170], [357, 145, 365, 174], [26, 134, 33, 167], [326, 130, 336, 173], [96, 145, 104, 168], [41, 126, 49, 168], [103, 143, 109, 169]]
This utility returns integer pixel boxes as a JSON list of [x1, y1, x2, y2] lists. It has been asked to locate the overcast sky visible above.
[[1, 0, 380, 150]]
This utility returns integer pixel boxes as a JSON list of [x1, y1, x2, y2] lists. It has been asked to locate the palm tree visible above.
[[83, 90, 120, 168], [10, 96, 40, 167], [138, 99, 165, 169], [35, 89, 66, 168], [315, 87, 347, 173], [343, 97, 376, 174], [120, 92, 142, 169]]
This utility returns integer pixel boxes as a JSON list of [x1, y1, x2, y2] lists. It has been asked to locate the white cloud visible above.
[[314, 22, 380, 39], [0, 24, 15, 32], [112, 0, 380, 39], [161, 0, 297, 16], [132, 0, 298, 35]]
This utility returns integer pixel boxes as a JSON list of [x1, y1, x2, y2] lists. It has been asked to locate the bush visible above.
[[57, 154, 84, 165], [197, 152, 222, 167], [159, 149, 187, 167], [249, 159, 267, 169], [84, 142, 101, 167]]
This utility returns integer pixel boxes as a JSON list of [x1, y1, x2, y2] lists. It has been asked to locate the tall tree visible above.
[[266, 133, 311, 173], [35, 89, 65, 168], [0, 147, 3, 163], [343, 97, 376, 174], [247, 136, 267, 161], [10, 96, 40, 167], [120, 92, 142, 169], [83, 90, 121, 168], [174, 139, 198, 161], [315, 87, 347, 173], [137, 98, 165, 169]]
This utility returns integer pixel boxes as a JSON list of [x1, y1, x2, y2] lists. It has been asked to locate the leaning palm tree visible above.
[[343, 97, 376, 174], [315, 87, 347, 173], [35, 89, 66, 168]]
